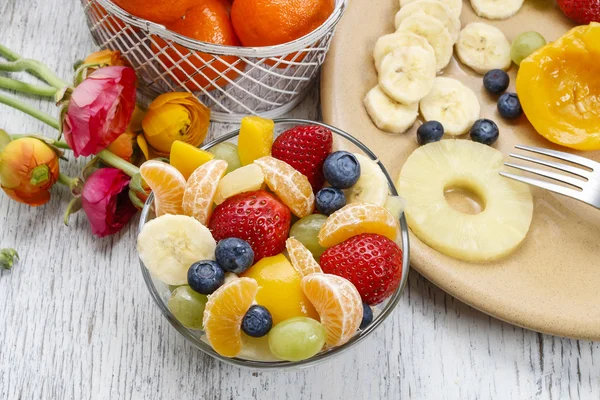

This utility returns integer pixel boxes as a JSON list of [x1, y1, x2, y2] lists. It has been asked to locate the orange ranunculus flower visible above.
[[0, 137, 60, 206], [83, 49, 128, 67], [139, 92, 210, 157], [106, 105, 147, 163]]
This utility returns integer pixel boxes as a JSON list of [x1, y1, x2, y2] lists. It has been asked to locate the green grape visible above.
[[209, 142, 242, 174], [268, 317, 326, 361], [167, 286, 208, 330], [511, 32, 546, 66], [289, 214, 328, 260]]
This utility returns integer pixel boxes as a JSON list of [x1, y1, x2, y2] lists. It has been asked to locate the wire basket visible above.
[[80, 0, 348, 122]]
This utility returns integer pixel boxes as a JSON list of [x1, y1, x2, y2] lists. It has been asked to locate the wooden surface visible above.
[[0, 1, 598, 399], [321, 0, 600, 340]]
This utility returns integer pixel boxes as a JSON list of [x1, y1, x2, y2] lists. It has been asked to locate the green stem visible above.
[[98, 149, 140, 177], [0, 76, 57, 97], [8, 134, 71, 149], [0, 59, 69, 89], [58, 173, 78, 188], [0, 92, 60, 130], [0, 44, 21, 61]]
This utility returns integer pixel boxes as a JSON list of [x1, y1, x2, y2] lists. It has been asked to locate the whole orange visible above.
[[153, 0, 245, 92], [231, 0, 335, 47], [112, 0, 201, 24]]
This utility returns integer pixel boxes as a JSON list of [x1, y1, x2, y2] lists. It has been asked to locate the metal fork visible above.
[[500, 145, 600, 209]]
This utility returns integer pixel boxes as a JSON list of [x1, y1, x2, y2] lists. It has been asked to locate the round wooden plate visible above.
[[321, 0, 600, 340]]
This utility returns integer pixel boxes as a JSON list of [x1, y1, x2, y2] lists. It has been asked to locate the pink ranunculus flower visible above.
[[63, 66, 137, 157], [82, 168, 137, 237]]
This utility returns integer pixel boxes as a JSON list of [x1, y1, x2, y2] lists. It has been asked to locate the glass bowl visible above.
[[138, 118, 410, 368]]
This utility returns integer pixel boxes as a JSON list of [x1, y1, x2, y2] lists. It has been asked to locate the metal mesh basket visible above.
[[80, 0, 347, 122]]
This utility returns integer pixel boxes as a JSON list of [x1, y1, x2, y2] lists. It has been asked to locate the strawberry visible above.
[[320, 234, 403, 305], [556, 0, 600, 24], [271, 125, 333, 193], [208, 190, 291, 262]]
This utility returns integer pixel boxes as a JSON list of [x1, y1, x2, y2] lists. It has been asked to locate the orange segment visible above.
[[241, 254, 319, 325], [286, 238, 323, 277], [301, 274, 363, 347], [318, 202, 399, 247], [140, 160, 186, 216], [254, 156, 315, 218], [182, 160, 228, 225], [170, 140, 214, 180], [202, 277, 259, 357]]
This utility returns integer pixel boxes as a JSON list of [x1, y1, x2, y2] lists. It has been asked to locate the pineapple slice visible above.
[[397, 140, 533, 262]]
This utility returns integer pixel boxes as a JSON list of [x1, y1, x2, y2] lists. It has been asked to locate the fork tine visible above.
[[499, 171, 585, 201], [504, 162, 585, 189], [515, 145, 598, 170], [509, 153, 590, 179]]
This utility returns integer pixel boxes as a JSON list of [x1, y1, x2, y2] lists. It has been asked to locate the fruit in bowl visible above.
[[137, 117, 407, 364]]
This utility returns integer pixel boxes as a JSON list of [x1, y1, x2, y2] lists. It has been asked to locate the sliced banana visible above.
[[344, 153, 389, 207], [419, 77, 481, 136], [470, 0, 524, 19], [364, 85, 419, 134], [455, 23, 512, 74], [137, 214, 217, 285], [400, 0, 462, 19], [373, 31, 434, 72], [394, 0, 461, 43], [379, 47, 436, 105], [397, 14, 454, 72]]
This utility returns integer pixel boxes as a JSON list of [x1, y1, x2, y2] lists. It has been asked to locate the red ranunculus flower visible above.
[[81, 168, 137, 237], [63, 66, 137, 157]]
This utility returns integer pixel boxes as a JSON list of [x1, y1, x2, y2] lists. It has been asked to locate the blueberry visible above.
[[315, 187, 346, 215], [417, 121, 444, 145], [323, 151, 361, 189], [188, 260, 225, 295], [241, 305, 273, 337], [470, 119, 499, 146], [359, 303, 373, 330], [483, 69, 510, 95], [497, 93, 523, 119], [215, 238, 254, 274]]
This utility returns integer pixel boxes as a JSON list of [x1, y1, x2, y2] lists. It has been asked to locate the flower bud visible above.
[[0, 137, 60, 206], [141, 92, 210, 156]]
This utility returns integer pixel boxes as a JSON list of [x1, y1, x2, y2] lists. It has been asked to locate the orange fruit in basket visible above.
[[139, 160, 186, 216], [182, 159, 228, 225], [90, 3, 126, 34], [230, 0, 335, 47], [111, 0, 200, 24], [301, 273, 363, 346], [203, 277, 259, 357], [153, 0, 245, 92]]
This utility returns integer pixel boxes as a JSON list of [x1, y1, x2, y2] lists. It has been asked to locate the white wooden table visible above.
[[1, 1, 598, 399]]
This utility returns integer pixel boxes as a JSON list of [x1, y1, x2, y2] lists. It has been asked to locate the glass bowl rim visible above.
[[138, 118, 410, 369]]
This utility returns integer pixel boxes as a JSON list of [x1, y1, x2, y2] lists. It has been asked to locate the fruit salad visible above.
[[136, 117, 405, 362]]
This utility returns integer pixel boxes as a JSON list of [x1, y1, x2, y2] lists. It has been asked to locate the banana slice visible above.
[[419, 77, 480, 136], [364, 85, 419, 134], [397, 14, 453, 72], [137, 214, 217, 285], [344, 153, 389, 207], [470, 0, 523, 19], [379, 47, 436, 105], [373, 32, 434, 72], [400, 0, 462, 18], [455, 23, 512, 74], [394, 0, 461, 43]]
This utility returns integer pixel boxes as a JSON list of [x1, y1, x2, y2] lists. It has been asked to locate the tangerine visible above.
[[112, 0, 200, 24], [139, 160, 187, 216], [153, 0, 245, 92]]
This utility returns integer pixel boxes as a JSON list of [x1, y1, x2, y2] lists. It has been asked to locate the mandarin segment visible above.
[[301, 274, 363, 346], [254, 156, 315, 218], [286, 237, 323, 277], [202, 277, 259, 357], [182, 160, 228, 225], [140, 160, 187, 216], [318, 203, 399, 248]]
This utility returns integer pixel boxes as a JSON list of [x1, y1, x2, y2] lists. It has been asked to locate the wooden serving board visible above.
[[321, 0, 600, 340]]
